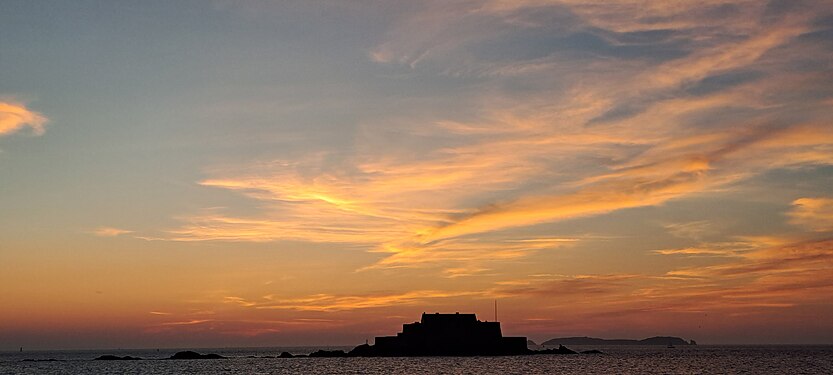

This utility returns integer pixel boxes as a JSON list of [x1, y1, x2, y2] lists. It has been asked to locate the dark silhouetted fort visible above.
[[350, 312, 529, 356]]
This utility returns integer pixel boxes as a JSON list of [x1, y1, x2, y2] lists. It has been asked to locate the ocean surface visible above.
[[1, 345, 831, 374]]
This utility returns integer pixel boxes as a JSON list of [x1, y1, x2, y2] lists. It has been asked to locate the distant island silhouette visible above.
[[543, 336, 696, 346], [168, 351, 226, 359]]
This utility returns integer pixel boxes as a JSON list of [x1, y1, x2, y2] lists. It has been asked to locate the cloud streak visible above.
[[491, 236, 833, 334], [223, 290, 482, 312], [91, 227, 134, 237]]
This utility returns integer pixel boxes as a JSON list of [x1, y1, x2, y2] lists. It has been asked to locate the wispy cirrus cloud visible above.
[[163, 0, 833, 274], [424, 123, 833, 242], [223, 290, 482, 312]]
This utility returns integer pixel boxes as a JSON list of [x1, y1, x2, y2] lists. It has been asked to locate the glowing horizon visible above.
[[1, 0, 832, 349]]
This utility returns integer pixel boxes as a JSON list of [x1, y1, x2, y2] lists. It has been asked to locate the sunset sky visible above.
[[1, 0, 832, 349]]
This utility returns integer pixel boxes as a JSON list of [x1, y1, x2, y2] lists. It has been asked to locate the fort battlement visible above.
[[369, 312, 528, 356]]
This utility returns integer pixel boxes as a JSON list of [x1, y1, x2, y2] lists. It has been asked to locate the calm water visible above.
[[1, 345, 831, 374]]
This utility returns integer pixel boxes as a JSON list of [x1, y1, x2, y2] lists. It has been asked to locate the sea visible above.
[[1, 345, 831, 374]]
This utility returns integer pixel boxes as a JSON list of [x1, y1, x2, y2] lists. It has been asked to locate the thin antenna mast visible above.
[[494, 299, 498, 322]]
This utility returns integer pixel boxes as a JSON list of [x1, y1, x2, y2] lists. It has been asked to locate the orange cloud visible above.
[[788, 198, 833, 232], [0, 101, 47, 137], [425, 121, 833, 242], [91, 227, 134, 237]]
